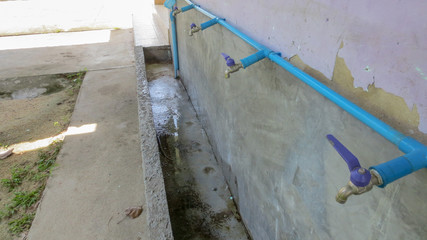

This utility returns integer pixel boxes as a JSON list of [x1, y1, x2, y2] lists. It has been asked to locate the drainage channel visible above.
[[146, 63, 250, 240]]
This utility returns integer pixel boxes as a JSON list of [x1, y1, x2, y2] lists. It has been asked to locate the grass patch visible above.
[[63, 69, 86, 97], [11, 189, 42, 210], [1, 167, 30, 192], [37, 141, 63, 172], [63, 69, 86, 87], [31, 172, 49, 182], [0, 141, 63, 235], [0, 188, 42, 220], [0, 69, 82, 238], [8, 213, 35, 235]]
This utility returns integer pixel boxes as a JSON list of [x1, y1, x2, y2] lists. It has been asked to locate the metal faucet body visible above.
[[172, 8, 182, 16], [189, 26, 201, 36], [225, 63, 243, 78], [327, 134, 386, 204], [336, 169, 382, 204]]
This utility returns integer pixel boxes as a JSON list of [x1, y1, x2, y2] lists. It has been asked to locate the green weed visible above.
[[0, 140, 64, 236], [31, 172, 49, 182], [11, 189, 41, 209], [8, 213, 35, 234], [37, 141, 63, 172], [63, 69, 87, 87], [0, 188, 41, 221], [0, 143, 9, 149], [0, 205, 16, 219], [1, 167, 30, 192]]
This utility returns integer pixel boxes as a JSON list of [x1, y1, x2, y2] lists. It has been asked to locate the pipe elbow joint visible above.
[[370, 148, 427, 188], [262, 49, 281, 59]]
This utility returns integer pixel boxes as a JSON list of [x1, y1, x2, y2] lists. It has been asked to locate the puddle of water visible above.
[[0, 74, 73, 100], [11, 87, 47, 99], [147, 63, 250, 240]]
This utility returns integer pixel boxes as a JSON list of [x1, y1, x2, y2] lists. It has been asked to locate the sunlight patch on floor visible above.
[[8, 123, 97, 153]]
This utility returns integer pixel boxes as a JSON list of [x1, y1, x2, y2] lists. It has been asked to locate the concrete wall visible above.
[[175, 1, 427, 239], [186, 0, 427, 136]]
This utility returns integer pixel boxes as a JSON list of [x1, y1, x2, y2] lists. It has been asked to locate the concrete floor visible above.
[[0, 28, 150, 240], [0, 1, 203, 239], [0, 0, 133, 36], [0, 0, 168, 46], [27, 65, 149, 240], [0, 24, 156, 240]]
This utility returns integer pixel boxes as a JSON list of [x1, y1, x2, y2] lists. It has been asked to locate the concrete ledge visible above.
[[134, 45, 174, 240], [143, 45, 172, 64]]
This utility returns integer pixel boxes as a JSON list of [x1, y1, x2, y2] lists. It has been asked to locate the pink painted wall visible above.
[[193, 0, 427, 133]]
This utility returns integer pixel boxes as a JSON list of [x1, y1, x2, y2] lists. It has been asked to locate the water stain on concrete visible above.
[[203, 166, 216, 175], [0, 74, 76, 100]]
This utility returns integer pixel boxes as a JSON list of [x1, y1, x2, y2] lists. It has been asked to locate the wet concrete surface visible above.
[[0, 74, 78, 100], [147, 63, 250, 240]]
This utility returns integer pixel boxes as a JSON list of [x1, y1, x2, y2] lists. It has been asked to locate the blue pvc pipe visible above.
[[170, 10, 178, 78], [181, 4, 195, 12], [184, 0, 266, 51], [241, 50, 266, 69], [371, 136, 427, 187], [200, 18, 219, 30], [372, 149, 427, 187], [268, 54, 406, 146], [179, 0, 427, 186], [170, 3, 196, 77]]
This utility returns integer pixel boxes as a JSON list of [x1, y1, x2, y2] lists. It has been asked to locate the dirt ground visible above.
[[0, 73, 82, 239]]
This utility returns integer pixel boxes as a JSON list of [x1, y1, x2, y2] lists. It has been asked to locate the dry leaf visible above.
[[124, 206, 143, 219], [117, 206, 143, 224]]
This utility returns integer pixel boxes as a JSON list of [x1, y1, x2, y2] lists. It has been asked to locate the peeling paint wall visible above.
[[191, 0, 427, 134]]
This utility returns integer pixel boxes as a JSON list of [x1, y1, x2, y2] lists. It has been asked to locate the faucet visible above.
[[336, 169, 382, 204], [221, 53, 243, 78], [189, 23, 201, 36], [327, 134, 383, 204], [172, 7, 182, 16]]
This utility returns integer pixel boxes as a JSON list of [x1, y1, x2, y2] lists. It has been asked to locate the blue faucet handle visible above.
[[327, 134, 371, 187], [327, 134, 360, 170], [190, 23, 196, 29], [221, 53, 236, 67]]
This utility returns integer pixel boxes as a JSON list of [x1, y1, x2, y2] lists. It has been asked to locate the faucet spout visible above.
[[336, 169, 382, 204], [189, 26, 201, 36], [225, 63, 243, 78], [172, 8, 182, 16]]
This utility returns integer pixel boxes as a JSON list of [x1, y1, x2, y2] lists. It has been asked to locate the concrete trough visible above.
[[134, 45, 250, 239]]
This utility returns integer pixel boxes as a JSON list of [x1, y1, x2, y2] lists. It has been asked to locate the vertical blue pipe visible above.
[[170, 11, 178, 78]]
